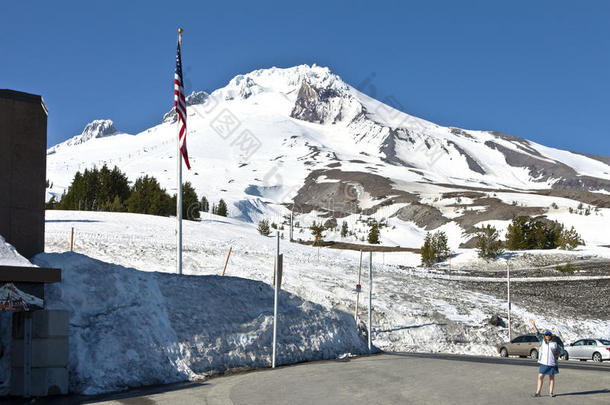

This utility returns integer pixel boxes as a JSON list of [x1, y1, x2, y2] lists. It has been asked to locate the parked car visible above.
[[497, 334, 565, 359], [563, 339, 610, 362]]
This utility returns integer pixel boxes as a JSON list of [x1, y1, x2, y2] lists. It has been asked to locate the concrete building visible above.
[[0, 89, 48, 259]]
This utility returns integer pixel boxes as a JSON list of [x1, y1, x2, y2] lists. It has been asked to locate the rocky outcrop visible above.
[[392, 203, 450, 230], [290, 80, 361, 125], [291, 169, 417, 216], [47, 120, 120, 153], [162, 91, 210, 123]]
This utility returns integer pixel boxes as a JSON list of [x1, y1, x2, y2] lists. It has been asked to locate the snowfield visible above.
[[35, 210, 610, 393]]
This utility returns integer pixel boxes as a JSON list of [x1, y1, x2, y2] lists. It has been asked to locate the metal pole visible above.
[[368, 251, 373, 352], [355, 249, 362, 324], [176, 29, 183, 276], [290, 210, 293, 241], [507, 262, 511, 341], [272, 231, 280, 368]]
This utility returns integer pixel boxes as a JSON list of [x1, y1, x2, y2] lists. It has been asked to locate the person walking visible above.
[[529, 319, 565, 398]]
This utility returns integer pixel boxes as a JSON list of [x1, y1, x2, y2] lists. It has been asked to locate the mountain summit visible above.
[[48, 119, 120, 153]]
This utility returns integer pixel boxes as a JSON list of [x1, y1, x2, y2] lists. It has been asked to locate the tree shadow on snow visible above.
[[45, 219, 101, 223], [377, 322, 446, 333]]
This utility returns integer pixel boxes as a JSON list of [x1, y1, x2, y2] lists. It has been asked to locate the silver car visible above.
[[564, 338, 610, 362]]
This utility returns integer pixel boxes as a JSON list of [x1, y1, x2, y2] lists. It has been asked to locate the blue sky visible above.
[[2, 1, 609, 155]]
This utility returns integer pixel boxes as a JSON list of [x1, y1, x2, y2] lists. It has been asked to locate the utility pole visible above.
[[368, 251, 373, 352]]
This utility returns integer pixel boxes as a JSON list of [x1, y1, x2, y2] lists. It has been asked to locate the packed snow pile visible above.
[[0, 235, 36, 267], [32, 251, 369, 395]]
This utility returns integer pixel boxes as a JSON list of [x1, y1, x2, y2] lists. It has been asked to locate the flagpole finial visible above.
[[178, 28, 183, 34]]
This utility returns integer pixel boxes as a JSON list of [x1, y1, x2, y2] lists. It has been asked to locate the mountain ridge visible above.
[[45, 64, 610, 249]]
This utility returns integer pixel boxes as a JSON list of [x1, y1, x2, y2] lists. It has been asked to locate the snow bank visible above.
[[32, 252, 368, 395], [0, 235, 35, 267]]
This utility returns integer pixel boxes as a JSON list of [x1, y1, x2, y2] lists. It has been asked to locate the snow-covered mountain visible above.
[[48, 119, 122, 153], [46, 64, 610, 248]]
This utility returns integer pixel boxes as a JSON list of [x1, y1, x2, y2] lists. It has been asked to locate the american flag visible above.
[[174, 41, 191, 169]]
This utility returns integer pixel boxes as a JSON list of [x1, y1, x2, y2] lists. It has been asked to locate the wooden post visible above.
[[70, 227, 74, 251], [221, 246, 232, 276]]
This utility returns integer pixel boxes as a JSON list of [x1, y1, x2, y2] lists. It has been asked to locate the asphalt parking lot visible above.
[[70, 353, 610, 405]]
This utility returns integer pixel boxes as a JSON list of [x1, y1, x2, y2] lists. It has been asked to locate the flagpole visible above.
[[176, 27, 183, 276]]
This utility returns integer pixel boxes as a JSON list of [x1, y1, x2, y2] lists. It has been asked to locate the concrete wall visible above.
[[11, 310, 69, 397], [0, 90, 48, 259]]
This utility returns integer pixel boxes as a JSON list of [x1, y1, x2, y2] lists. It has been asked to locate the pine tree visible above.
[[506, 216, 529, 250], [108, 195, 125, 212], [181, 182, 200, 220], [557, 226, 584, 250], [476, 225, 504, 260], [506, 216, 564, 250], [367, 222, 380, 244], [257, 219, 271, 236], [431, 231, 450, 263], [309, 221, 325, 241], [341, 221, 348, 238], [125, 175, 174, 216], [216, 199, 228, 217], [200, 196, 209, 212], [55, 165, 130, 212], [421, 233, 435, 266], [420, 231, 450, 266]]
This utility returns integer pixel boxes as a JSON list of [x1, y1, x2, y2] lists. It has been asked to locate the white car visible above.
[[564, 338, 610, 362]]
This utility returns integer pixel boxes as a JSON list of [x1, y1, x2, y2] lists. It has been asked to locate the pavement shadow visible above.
[[13, 381, 209, 405], [554, 389, 610, 397]]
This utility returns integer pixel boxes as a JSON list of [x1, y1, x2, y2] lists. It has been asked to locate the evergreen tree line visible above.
[[420, 215, 585, 266], [504, 216, 582, 251], [46, 165, 228, 220]]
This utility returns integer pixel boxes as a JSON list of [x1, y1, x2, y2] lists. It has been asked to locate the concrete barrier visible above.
[[10, 310, 69, 397]]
